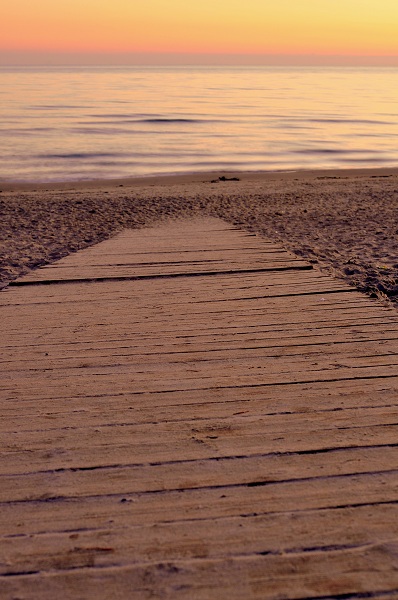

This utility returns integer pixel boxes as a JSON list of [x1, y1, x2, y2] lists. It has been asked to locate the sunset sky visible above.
[[1, 0, 398, 65]]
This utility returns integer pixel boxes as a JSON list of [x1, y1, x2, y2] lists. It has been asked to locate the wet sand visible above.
[[1, 167, 397, 305]]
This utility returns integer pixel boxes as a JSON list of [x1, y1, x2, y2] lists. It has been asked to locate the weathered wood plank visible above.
[[12, 218, 312, 283], [1, 277, 362, 308], [1, 418, 397, 474], [2, 379, 397, 440], [2, 360, 398, 401], [2, 338, 398, 375], [2, 505, 398, 577], [3, 549, 398, 600], [1, 446, 397, 503], [1, 471, 397, 535]]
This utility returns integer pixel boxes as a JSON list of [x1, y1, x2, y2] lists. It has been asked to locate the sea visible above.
[[1, 66, 398, 183]]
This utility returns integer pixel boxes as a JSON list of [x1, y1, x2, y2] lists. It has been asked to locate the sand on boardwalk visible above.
[[1, 167, 398, 306]]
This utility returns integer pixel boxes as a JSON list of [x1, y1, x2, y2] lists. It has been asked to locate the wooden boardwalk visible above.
[[1, 217, 398, 599]]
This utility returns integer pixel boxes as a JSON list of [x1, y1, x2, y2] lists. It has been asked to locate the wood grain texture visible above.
[[1, 217, 397, 599]]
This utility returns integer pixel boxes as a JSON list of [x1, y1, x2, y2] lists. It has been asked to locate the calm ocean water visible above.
[[1, 66, 398, 182]]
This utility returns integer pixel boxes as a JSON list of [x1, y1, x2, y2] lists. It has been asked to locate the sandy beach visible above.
[[1, 167, 397, 306]]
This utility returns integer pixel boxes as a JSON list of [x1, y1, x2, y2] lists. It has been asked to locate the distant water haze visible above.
[[1, 66, 398, 183]]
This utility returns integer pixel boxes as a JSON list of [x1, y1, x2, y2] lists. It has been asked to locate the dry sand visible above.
[[1, 167, 397, 306]]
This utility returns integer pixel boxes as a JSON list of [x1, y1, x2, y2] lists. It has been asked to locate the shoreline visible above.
[[1, 166, 398, 192], [1, 166, 397, 306]]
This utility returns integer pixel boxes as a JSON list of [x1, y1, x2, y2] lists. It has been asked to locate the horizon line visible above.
[[1, 51, 398, 67]]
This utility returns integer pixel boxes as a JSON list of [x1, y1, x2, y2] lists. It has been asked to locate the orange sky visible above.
[[1, 0, 398, 64]]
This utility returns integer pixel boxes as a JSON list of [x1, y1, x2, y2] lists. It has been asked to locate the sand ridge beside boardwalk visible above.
[[1, 168, 397, 305]]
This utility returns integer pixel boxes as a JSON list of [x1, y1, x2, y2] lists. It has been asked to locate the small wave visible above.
[[102, 117, 213, 124], [87, 115, 207, 124], [339, 157, 390, 163], [142, 118, 202, 123], [29, 105, 90, 110], [309, 118, 393, 125], [1, 127, 54, 134], [90, 113, 162, 119], [72, 127, 131, 135], [78, 119, 213, 127], [295, 148, 381, 155], [356, 132, 398, 138], [38, 152, 128, 160]]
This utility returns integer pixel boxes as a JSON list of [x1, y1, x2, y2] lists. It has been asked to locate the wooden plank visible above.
[[2, 328, 398, 363], [1, 471, 398, 534], [2, 549, 398, 600], [0, 416, 397, 475], [11, 218, 312, 283], [1, 385, 397, 431], [1, 445, 397, 503], [1, 275, 359, 308], [2, 359, 398, 399], [2, 505, 398, 577], [2, 337, 398, 374], [2, 379, 397, 440]]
